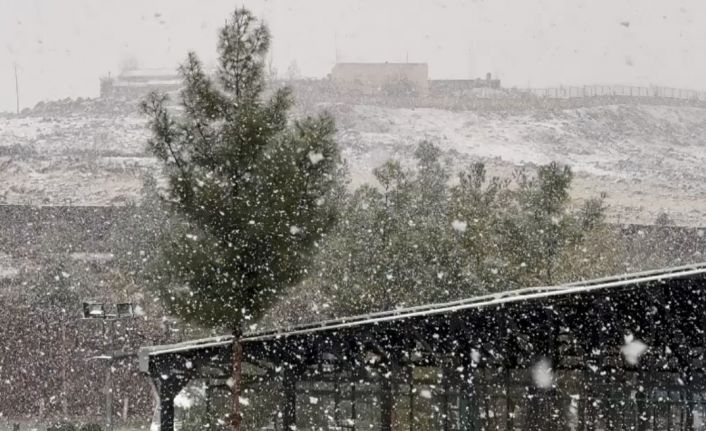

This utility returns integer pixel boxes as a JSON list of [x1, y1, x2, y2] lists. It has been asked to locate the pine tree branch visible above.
[[165, 139, 184, 172]]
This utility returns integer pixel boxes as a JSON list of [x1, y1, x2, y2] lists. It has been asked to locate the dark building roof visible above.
[[140, 261, 706, 366], [138, 262, 706, 431]]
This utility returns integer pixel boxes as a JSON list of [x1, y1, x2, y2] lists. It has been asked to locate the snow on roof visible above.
[[113, 80, 182, 87], [334, 62, 428, 67], [138, 335, 234, 372], [138, 262, 706, 361], [119, 68, 179, 78], [91, 355, 113, 360], [244, 262, 706, 342], [70, 252, 114, 262], [140, 335, 233, 363]]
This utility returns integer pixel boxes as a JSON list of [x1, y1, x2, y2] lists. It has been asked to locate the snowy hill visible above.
[[0, 112, 155, 205], [332, 104, 706, 226], [1, 101, 705, 226]]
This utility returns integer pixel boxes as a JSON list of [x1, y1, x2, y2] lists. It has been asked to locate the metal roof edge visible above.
[[242, 264, 706, 342], [138, 263, 706, 359], [244, 262, 706, 340]]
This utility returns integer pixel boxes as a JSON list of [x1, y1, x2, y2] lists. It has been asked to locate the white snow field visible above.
[[1, 102, 705, 225]]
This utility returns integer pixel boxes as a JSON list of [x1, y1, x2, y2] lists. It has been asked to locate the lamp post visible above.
[[83, 302, 136, 431]]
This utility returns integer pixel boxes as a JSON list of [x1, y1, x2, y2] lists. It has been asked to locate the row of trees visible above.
[[309, 142, 623, 316]]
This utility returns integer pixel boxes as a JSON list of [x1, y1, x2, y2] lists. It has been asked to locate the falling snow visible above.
[[532, 359, 554, 389], [1, 2, 705, 430]]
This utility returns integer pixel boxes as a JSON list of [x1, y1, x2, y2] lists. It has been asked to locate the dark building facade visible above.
[[141, 263, 706, 431]]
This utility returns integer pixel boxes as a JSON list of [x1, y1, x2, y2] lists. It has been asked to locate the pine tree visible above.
[[315, 142, 468, 314], [449, 161, 511, 290], [499, 163, 622, 286], [140, 8, 340, 430]]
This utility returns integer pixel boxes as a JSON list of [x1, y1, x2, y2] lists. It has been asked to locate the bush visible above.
[[79, 424, 102, 431], [47, 423, 77, 431]]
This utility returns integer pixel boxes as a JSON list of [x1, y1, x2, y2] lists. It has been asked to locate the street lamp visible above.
[[82, 301, 136, 431]]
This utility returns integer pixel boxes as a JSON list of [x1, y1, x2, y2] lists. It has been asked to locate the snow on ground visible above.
[[0, 114, 148, 155], [0, 156, 156, 205], [331, 103, 706, 226], [0, 102, 705, 225], [0, 112, 154, 205], [0, 253, 19, 279]]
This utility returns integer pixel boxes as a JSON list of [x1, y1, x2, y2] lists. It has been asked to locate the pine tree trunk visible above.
[[232, 329, 243, 431]]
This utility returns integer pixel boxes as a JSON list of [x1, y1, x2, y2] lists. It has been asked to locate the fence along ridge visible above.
[[520, 84, 706, 101]]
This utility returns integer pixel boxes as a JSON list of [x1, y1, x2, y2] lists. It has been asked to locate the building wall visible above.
[[429, 76, 502, 96], [101, 81, 183, 99], [100, 69, 182, 99], [331, 63, 429, 96]]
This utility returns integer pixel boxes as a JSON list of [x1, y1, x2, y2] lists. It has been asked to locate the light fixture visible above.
[[82, 301, 136, 319], [83, 302, 106, 319]]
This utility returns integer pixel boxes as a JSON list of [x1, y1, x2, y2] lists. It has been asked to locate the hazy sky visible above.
[[2, 0, 706, 112]]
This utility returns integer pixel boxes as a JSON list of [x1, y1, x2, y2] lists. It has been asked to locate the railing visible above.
[[291, 80, 706, 111], [519, 85, 706, 101]]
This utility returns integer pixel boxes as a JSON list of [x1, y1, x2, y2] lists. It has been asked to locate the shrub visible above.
[[79, 424, 102, 431], [47, 422, 77, 431]]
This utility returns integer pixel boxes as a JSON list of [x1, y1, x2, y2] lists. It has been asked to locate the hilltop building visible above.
[[430, 72, 502, 95], [328, 62, 502, 98], [330, 62, 430, 96], [100, 68, 182, 99], [99, 63, 503, 101]]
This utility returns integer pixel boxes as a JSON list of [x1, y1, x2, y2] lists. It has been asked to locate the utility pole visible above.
[[14, 64, 20, 114]]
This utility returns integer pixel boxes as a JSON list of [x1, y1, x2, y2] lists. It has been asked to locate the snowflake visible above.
[[451, 219, 467, 232], [308, 152, 324, 164], [621, 334, 648, 365], [532, 358, 554, 389]]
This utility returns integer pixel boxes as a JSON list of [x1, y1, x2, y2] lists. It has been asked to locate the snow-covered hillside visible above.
[[332, 104, 706, 226], [1, 102, 705, 226], [0, 113, 154, 205]]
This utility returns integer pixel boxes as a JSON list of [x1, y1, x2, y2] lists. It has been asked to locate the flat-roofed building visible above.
[[331, 62, 429, 97], [100, 68, 182, 99]]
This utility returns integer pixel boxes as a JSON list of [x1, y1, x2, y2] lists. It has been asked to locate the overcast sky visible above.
[[2, 0, 706, 113]]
